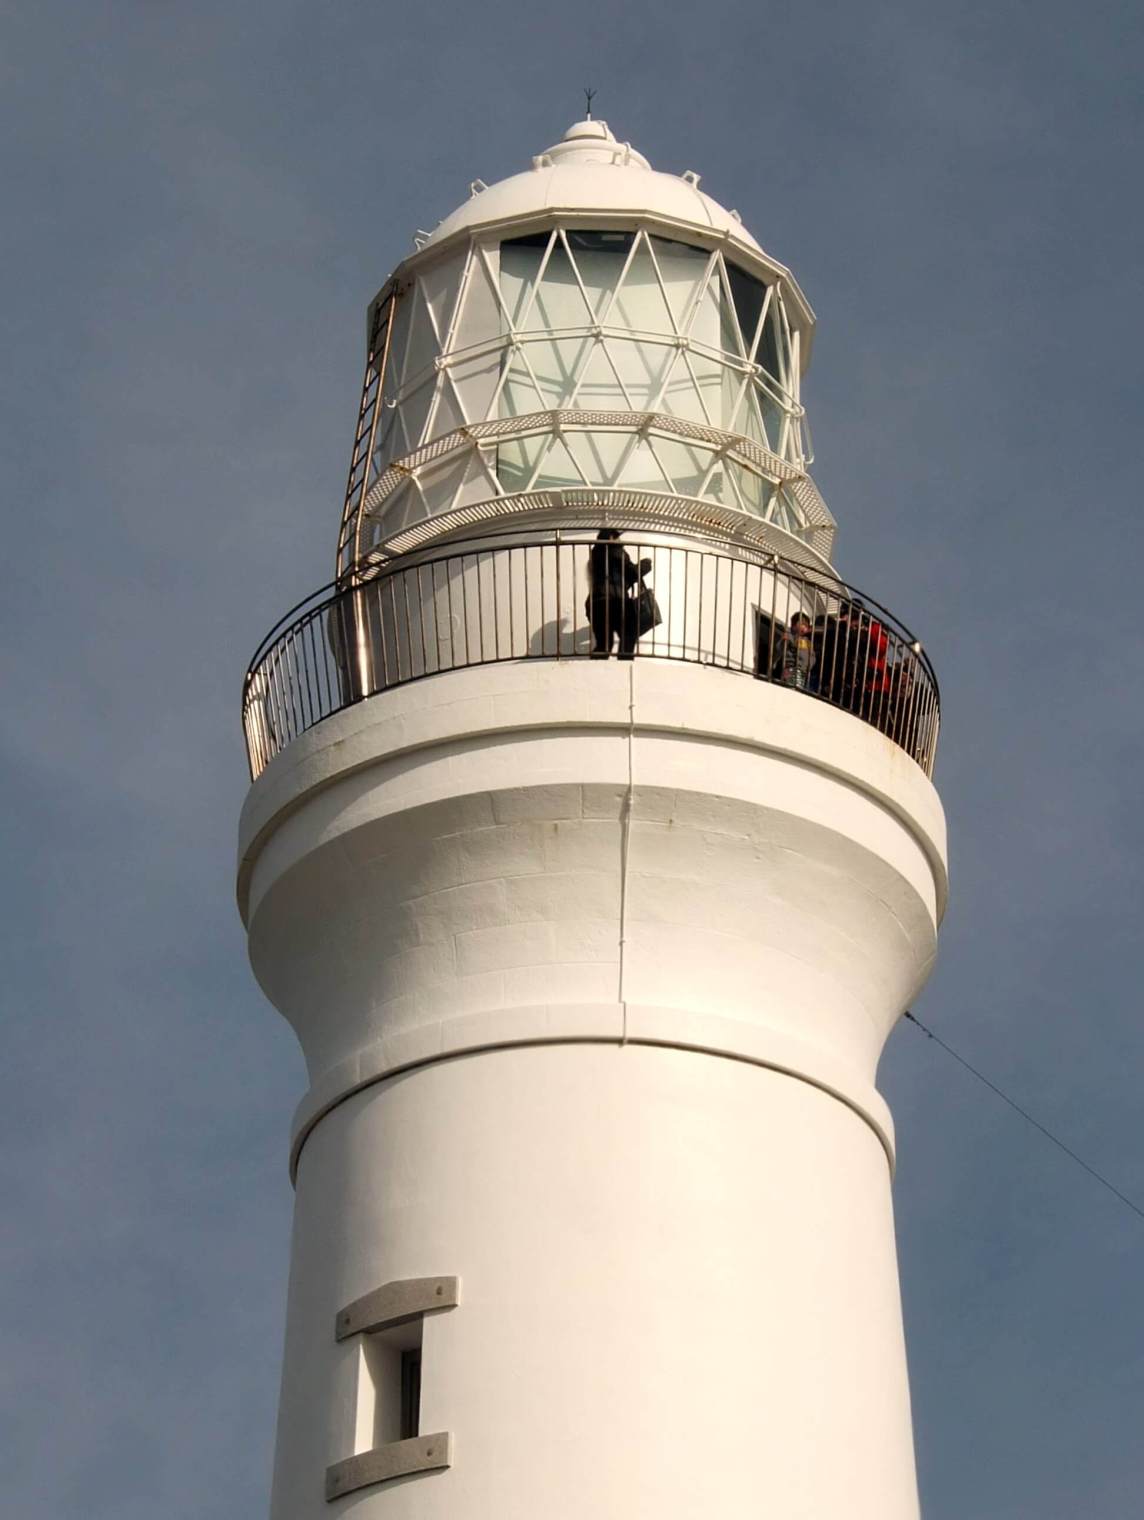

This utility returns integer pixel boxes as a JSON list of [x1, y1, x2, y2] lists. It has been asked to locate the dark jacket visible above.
[[589, 540, 640, 601]]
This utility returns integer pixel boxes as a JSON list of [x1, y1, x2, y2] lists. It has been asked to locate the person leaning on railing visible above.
[[778, 612, 815, 690], [586, 530, 653, 660], [810, 606, 850, 704], [860, 608, 892, 715], [888, 657, 916, 747]]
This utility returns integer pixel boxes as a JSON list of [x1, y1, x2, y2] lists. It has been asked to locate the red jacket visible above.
[[865, 618, 891, 695]]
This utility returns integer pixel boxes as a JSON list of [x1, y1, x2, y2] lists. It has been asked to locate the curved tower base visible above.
[[239, 660, 947, 1519]]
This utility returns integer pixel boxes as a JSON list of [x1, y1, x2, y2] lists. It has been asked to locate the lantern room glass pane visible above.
[[756, 301, 787, 394], [727, 263, 766, 359], [401, 285, 440, 390], [648, 236, 710, 331], [500, 234, 548, 328], [608, 241, 675, 339], [564, 230, 634, 319]]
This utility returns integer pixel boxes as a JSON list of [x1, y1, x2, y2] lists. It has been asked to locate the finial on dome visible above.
[[543, 117, 651, 169], [584, 87, 596, 120]]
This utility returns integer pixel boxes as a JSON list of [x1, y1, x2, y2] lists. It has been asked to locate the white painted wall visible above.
[[239, 658, 946, 1518]]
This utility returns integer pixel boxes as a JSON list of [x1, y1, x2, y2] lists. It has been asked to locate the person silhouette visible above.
[[586, 530, 644, 658]]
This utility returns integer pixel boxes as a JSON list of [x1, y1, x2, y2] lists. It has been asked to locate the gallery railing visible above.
[[243, 532, 940, 780]]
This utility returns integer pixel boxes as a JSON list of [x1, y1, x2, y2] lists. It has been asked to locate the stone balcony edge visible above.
[[238, 660, 948, 928]]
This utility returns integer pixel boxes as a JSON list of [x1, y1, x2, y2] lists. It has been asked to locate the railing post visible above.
[[352, 581, 373, 700]]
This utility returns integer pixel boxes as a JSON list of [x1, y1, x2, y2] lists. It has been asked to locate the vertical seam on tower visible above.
[[617, 659, 636, 1044]]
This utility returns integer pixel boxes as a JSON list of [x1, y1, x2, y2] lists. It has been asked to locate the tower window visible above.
[[327, 1275, 458, 1499], [400, 1347, 422, 1440], [357, 1317, 423, 1451]]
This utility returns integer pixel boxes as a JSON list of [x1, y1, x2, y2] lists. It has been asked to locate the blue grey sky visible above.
[[2, 2, 1141, 1514]]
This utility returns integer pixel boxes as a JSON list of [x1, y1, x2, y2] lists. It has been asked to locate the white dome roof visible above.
[[423, 119, 765, 258]]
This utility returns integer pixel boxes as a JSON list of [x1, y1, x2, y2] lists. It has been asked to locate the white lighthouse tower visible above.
[[238, 118, 947, 1519]]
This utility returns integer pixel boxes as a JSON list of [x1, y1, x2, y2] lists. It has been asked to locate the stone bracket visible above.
[[334, 1275, 460, 1341], [325, 1432, 452, 1501]]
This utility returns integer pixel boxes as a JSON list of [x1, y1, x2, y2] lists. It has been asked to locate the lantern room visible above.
[[335, 119, 834, 575]]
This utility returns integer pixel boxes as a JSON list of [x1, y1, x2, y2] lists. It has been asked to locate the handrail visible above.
[[242, 531, 940, 781]]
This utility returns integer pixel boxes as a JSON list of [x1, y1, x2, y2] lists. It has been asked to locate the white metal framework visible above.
[[336, 225, 835, 578]]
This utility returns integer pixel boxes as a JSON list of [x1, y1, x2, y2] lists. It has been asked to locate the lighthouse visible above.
[[237, 118, 947, 1518]]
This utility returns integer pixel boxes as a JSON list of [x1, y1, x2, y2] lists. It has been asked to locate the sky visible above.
[[1, 2, 1142, 1515]]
